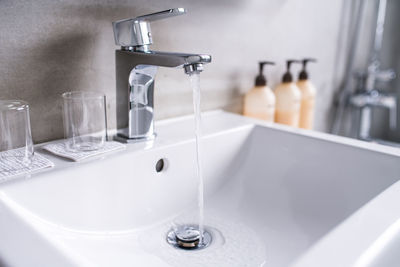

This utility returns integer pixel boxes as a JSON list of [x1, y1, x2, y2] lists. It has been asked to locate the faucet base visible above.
[[114, 133, 156, 143]]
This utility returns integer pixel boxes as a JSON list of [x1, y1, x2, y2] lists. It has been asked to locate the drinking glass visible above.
[[62, 91, 107, 152], [0, 100, 34, 165]]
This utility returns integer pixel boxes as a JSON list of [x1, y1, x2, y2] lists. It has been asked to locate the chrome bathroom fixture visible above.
[[347, 0, 397, 140], [350, 88, 396, 140], [112, 8, 211, 142], [332, 0, 398, 141]]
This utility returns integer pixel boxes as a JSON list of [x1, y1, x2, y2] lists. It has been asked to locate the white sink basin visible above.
[[0, 111, 399, 267]]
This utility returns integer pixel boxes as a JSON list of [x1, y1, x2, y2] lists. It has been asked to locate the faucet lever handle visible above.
[[112, 8, 186, 48], [375, 69, 396, 82], [136, 8, 186, 22]]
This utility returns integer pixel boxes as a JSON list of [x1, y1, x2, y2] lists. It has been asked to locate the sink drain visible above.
[[167, 225, 212, 250]]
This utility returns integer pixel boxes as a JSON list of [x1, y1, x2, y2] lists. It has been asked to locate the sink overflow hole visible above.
[[155, 159, 165, 173]]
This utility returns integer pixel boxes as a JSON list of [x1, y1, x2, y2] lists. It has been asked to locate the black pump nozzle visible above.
[[282, 60, 300, 83], [255, 61, 275, 86], [299, 58, 317, 80]]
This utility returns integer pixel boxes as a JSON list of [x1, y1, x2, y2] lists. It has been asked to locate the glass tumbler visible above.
[[0, 100, 34, 165], [62, 91, 107, 152]]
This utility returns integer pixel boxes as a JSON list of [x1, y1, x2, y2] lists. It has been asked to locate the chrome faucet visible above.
[[112, 8, 211, 142], [346, 0, 397, 141], [349, 67, 397, 140]]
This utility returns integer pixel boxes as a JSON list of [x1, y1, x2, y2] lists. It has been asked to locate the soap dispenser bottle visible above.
[[243, 61, 276, 122], [297, 58, 317, 129], [274, 60, 302, 126]]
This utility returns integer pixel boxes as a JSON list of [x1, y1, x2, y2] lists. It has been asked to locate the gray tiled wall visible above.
[[0, 0, 344, 143]]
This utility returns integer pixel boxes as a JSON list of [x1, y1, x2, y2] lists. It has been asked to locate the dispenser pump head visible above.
[[282, 60, 300, 83], [299, 58, 317, 80], [255, 61, 275, 86]]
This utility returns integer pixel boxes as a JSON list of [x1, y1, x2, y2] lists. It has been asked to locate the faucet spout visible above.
[[117, 50, 211, 72], [184, 63, 205, 75]]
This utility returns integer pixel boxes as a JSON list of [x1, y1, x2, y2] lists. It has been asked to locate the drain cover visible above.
[[167, 225, 212, 250]]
